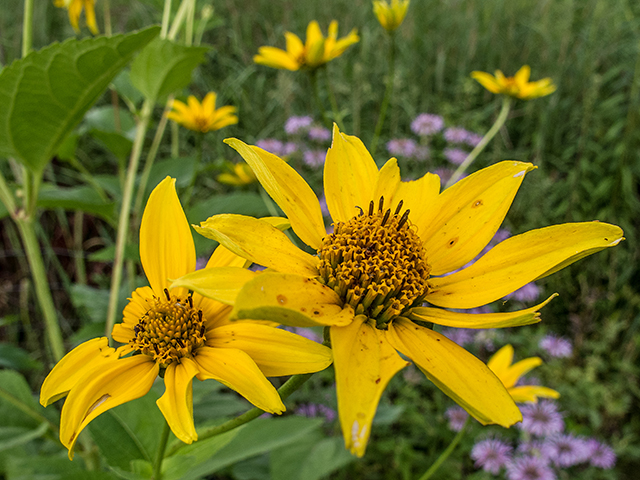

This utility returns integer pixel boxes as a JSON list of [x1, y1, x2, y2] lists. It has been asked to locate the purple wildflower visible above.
[[284, 115, 313, 135], [387, 138, 419, 158], [444, 127, 471, 144], [440, 328, 475, 347], [519, 401, 564, 437], [411, 113, 444, 136], [471, 438, 512, 474], [318, 194, 329, 216], [302, 149, 326, 167], [443, 147, 468, 165], [506, 455, 556, 480], [539, 335, 573, 358], [256, 138, 284, 155], [296, 403, 337, 423], [505, 282, 541, 302], [433, 167, 454, 184], [586, 439, 616, 469], [543, 434, 590, 467], [465, 132, 483, 147], [308, 126, 331, 142], [282, 142, 298, 156], [445, 406, 469, 432]]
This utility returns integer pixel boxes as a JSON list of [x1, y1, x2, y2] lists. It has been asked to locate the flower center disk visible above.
[[131, 290, 206, 365], [317, 198, 431, 328]]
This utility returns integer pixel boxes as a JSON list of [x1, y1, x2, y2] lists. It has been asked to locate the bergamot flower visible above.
[[471, 65, 556, 100], [183, 125, 622, 456], [254, 20, 359, 71], [40, 177, 332, 459], [167, 92, 238, 133], [54, 0, 98, 35], [373, 0, 410, 32], [488, 344, 559, 403]]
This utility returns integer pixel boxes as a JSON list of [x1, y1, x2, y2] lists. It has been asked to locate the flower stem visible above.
[[22, 0, 34, 57], [446, 96, 512, 188], [183, 131, 203, 208], [166, 373, 313, 456], [152, 420, 171, 480], [309, 70, 329, 128], [160, 0, 172, 38], [323, 66, 343, 130], [103, 0, 112, 36], [416, 416, 469, 480], [370, 32, 396, 157], [105, 100, 153, 340]]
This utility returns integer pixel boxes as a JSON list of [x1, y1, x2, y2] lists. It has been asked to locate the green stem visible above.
[[323, 66, 343, 130], [160, 0, 172, 38], [416, 416, 469, 480], [168, 0, 190, 41], [152, 420, 171, 480], [103, 0, 112, 36], [309, 70, 329, 128], [171, 122, 180, 158], [183, 131, 203, 208], [22, 0, 34, 57], [0, 170, 17, 216], [73, 211, 87, 285], [105, 101, 153, 340], [446, 96, 512, 188], [185, 0, 195, 46], [166, 373, 313, 456], [370, 33, 396, 157]]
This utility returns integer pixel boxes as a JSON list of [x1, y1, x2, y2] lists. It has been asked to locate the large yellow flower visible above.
[[254, 20, 359, 71], [488, 344, 559, 403], [471, 65, 556, 100], [54, 0, 99, 35], [40, 177, 332, 459], [183, 125, 622, 457], [167, 92, 238, 133], [373, 0, 410, 32]]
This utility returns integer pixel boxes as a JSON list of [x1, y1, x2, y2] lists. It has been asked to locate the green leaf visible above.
[[90, 130, 133, 161], [6, 455, 120, 480], [0, 26, 159, 174], [37, 184, 115, 221], [0, 370, 51, 429], [0, 423, 49, 452], [82, 105, 136, 134], [130, 38, 209, 102], [0, 343, 42, 371], [70, 284, 110, 323]]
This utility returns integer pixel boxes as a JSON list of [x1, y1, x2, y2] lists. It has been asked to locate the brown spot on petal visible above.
[[447, 237, 459, 248], [276, 295, 287, 305], [472, 199, 483, 208]]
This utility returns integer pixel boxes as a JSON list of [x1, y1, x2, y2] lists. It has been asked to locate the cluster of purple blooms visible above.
[[539, 334, 573, 358]]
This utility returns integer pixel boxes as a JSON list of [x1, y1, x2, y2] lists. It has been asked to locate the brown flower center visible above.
[[317, 197, 431, 328], [131, 289, 206, 365]]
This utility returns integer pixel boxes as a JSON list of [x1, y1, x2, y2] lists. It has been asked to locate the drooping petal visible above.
[[40, 338, 119, 407], [140, 177, 195, 297], [428, 222, 624, 309], [254, 47, 300, 71], [60, 355, 159, 459], [195, 346, 285, 413], [224, 138, 325, 249], [388, 318, 521, 427], [409, 294, 557, 329], [232, 272, 354, 327], [206, 323, 332, 376], [195, 214, 319, 277], [391, 172, 440, 240], [331, 316, 409, 457], [156, 357, 200, 444], [171, 267, 258, 305], [324, 124, 379, 223], [508, 385, 559, 403], [422, 161, 536, 275]]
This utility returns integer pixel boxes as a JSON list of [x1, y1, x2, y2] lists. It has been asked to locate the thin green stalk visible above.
[[309, 70, 329, 127], [166, 373, 313, 456], [160, 0, 172, 38], [416, 416, 469, 480], [183, 131, 204, 208], [185, 0, 195, 46], [171, 122, 180, 158], [73, 211, 87, 285], [168, 0, 190, 41], [370, 33, 396, 157], [446, 96, 512, 188], [103, 0, 112, 36], [0, 384, 59, 430], [323, 65, 343, 130], [105, 100, 154, 340], [22, 0, 34, 57], [152, 421, 171, 480], [0, 170, 17, 216]]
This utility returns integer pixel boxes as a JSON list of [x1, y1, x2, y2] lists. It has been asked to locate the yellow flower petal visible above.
[[204, 245, 250, 269], [372, 158, 401, 208], [428, 222, 624, 309], [501, 357, 543, 389], [84, 0, 98, 35], [331, 316, 408, 457], [471, 71, 502, 93], [391, 172, 441, 239], [60, 356, 159, 459], [196, 214, 319, 277], [388, 318, 521, 427], [195, 346, 285, 413], [486, 344, 515, 380], [157, 357, 200, 444], [140, 177, 195, 297], [171, 266, 258, 305], [423, 161, 536, 275], [254, 47, 300, 71], [515, 65, 531, 85], [324, 124, 379, 222], [410, 294, 557, 329], [224, 138, 326, 249], [207, 323, 332, 376], [285, 32, 304, 60], [508, 385, 560, 403]]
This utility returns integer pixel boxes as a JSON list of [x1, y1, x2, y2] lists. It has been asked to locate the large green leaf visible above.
[[0, 370, 52, 429], [37, 184, 116, 221], [0, 26, 159, 174], [130, 38, 209, 102], [271, 435, 354, 480]]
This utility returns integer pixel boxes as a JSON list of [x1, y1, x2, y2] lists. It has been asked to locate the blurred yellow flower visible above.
[[217, 162, 257, 186], [40, 177, 332, 458], [54, 0, 98, 35], [254, 20, 359, 71], [168, 92, 238, 133], [488, 344, 560, 403], [471, 65, 556, 100], [373, 0, 410, 32]]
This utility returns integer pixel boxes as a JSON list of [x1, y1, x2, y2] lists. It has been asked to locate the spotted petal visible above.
[[171, 267, 258, 306], [157, 357, 200, 444]]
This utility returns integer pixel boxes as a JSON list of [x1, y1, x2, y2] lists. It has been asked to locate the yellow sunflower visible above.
[[54, 0, 99, 35], [373, 0, 410, 32], [40, 177, 332, 459], [471, 65, 556, 100], [488, 344, 559, 403], [254, 20, 359, 71], [181, 125, 622, 457], [167, 92, 238, 133]]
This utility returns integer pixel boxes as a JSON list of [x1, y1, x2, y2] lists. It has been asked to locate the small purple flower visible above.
[[471, 438, 512, 474], [539, 334, 573, 358], [291, 327, 322, 343], [586, 439, 616, 469], [195, 257, 208, 270], [506, 455, 556, 480], [283, 142, 299, 156], [465, 132, 483, 147], [318, 194, 329, 217], [411, 113, 444, 136], [296, 403, 337, 423], [543, 434, 590, 467], [308, 126, 331, 142], [284, 115, 313, 135], [440, 328, 475, 347], [505, 282, 541, 302], [303, 149, 326, 167], [387, 138, 419, 158], [519, 401, 564, 437], [444, 127, 471, 144], [443, 147, 468, 165], [415, 145, 430, 161], [433, 167, 454, 184], [517, 440, 550, 462], [445, 406, 469, 432], [256, 138, 284, 155]]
